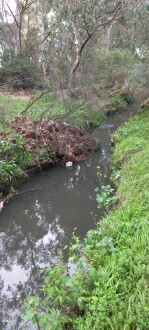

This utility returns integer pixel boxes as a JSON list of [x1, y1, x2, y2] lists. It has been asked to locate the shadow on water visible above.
[[0, 105, 137, 329]]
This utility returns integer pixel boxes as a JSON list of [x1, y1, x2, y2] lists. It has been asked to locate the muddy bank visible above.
[[12, 116, 99, 164]]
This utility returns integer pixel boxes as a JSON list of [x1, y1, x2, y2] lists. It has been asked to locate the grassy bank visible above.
[[26, 109, 149, 329]]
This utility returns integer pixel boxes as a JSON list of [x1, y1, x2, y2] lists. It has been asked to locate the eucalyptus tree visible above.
[[45, 0, 148, 91], [102, 0, 149, 54], [50, 0, 125, 91], [1, 0, 148, 92], [6, 0, 124, 91], [0, 0, 48, 89]]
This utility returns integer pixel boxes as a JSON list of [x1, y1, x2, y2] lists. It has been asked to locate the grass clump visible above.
[[25, 109, 149, 329]]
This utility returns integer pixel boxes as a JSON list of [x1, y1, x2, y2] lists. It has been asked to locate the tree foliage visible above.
[[0, 49, 38, 88], [2, 0, 148, 91]]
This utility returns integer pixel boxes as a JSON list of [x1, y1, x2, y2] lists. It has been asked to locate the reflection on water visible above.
[[0, 108, 136, 329]]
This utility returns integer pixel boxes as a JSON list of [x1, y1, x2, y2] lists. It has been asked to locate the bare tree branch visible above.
[[5, 2, 19, 27], [21, 90, 51, 114]]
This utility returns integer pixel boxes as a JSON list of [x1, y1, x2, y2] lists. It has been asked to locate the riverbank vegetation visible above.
[[25, 107, 149, 329], [0, 133, 34, 195]]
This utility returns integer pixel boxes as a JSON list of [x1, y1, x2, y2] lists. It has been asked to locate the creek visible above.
[[0, 105, 137, 329]]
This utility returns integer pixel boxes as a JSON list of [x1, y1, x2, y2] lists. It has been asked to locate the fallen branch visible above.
[[13, 188, 40, 196], [21, 90, 52, 115], [0, 188, 40, 210]]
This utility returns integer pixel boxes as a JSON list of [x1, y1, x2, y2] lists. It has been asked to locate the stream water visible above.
[[0, 106, 137, 329]]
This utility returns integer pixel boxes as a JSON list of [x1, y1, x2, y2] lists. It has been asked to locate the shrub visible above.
[[132, 60, 149, 90], [92, 49, 136, 88], [0, 160, 26, 192], [0, 49, 39, 89], [0, 133, 34, 193]]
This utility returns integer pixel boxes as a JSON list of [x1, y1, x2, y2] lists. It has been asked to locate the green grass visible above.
[[0, 92, 28, 130], [81, 109, 149, 329], [25, 108, 149, 329], [0, 91, 66, 129], [112, 109, 149, 169]]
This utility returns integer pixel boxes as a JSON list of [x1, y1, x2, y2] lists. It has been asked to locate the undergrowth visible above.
[[25, 109, 149, 329], [0, 132, 56, 196], [0, 134, 34, 194]]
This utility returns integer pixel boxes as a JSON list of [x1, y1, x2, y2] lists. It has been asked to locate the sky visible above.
[[1, 0, 16, 22], [7, 0, 16, 11]]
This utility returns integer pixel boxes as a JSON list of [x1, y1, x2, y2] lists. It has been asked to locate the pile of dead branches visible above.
[[11, 116, 99, 164]]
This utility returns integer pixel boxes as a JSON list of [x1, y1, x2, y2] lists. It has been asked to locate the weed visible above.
[[95, 185, 115, 209], [0, 134, 34, 193], [39, 146, 55, 163]]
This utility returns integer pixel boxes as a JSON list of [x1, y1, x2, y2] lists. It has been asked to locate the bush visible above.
[[110, 93, 127, 110], [0, 133, 34, 193], [132, 56, 149, 89], [131, 54, 149, 102], [92, 49, 136, 88], [0, 49, 39, 89], [0, 160, 26, 193]]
